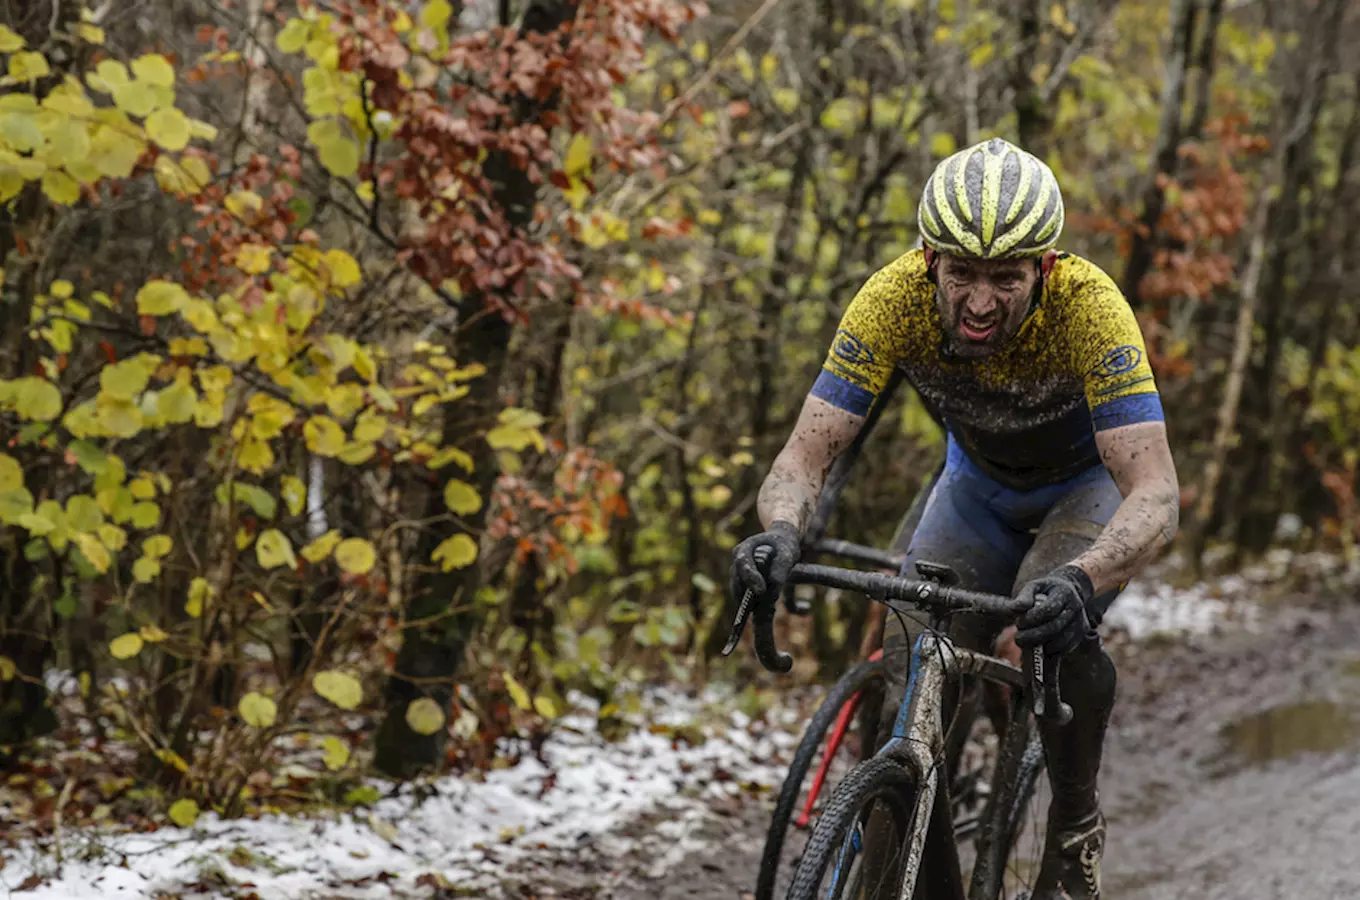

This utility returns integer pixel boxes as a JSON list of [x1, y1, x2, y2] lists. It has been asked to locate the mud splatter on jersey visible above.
[[812, 249, 1161, 489]]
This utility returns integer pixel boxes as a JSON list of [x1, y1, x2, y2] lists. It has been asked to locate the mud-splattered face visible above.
[[933, 254, 1041, 358]]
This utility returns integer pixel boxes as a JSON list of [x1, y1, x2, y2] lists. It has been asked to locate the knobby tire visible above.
[[756, 657, 885, 900], [785, 755, 920, 900]]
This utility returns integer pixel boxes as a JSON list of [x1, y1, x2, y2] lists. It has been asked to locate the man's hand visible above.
[[730, 521, 801, 601], [1015, 565, 1096, 656]]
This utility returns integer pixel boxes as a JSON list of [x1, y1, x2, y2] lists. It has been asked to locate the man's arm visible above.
[[757, 395, 867, 534], [1070, 421, 1179, 595]]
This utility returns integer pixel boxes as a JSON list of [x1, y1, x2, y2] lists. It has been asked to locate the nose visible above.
[[964, 286, 999, 317]]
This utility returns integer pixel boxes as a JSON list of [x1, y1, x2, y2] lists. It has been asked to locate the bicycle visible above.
[[752, 539, 900, 900], [726, 556, 1068, 900]]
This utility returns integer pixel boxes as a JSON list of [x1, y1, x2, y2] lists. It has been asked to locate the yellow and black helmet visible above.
[[917, 137, 1064, 259]]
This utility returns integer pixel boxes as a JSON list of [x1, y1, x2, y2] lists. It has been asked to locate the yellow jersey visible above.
[[813, 250, 1162, 488]]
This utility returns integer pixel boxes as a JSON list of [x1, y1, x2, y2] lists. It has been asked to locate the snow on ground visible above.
[[7, 550, 1350, 898], [0, 690, 798, 899]]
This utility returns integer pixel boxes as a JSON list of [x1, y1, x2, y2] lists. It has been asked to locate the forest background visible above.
[[0, 0, 1356, 833]]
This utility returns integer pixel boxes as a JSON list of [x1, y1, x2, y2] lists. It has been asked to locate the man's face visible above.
[[933, 254, 1041, 358]]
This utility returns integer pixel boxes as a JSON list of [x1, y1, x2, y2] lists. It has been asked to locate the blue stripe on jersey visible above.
[[1091, 393, 1164, 431], [811, 370, 875, 417]]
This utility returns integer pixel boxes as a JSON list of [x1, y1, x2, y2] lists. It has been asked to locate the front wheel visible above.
[[756, 657, 884, 900], [785, 755, 921, 900]]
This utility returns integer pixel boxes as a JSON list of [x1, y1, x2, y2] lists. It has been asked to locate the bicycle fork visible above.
[[877, 631, 963, 900]]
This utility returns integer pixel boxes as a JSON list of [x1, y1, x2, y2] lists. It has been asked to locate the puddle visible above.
[[1104, 579, 1259, 641], [1214, 700, 1360, 773]]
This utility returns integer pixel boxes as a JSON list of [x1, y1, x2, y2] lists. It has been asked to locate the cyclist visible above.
[[730, 137, 1179, 900]]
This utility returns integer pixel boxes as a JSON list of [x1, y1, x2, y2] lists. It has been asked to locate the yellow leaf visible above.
[[301, 530, 342, 563], [405, 697, 446, 735], [224, 189, 263, 219], [98, 524, 127, 551], [0, 657, 15, 681], [133, 557, 161, 583], [186, 577, 212, 618], [235, 243, 273, 275], [131, 54, 176, 88], [136, 280, 188, 315], [146, 107, 190, 151], [139, 624, 169, 643], [324, 250, 361, 287], [0, 454, 21, 491], [111, 80, 156, 117], [168, 798, 199, 828], [0, 26, 24, 52], [304, 416, 346, 456], [180, 154, 213, 191], [41, 170, 80, 205], [321, 736, 350, 771], [156, 373, 197, 424], [431, 534, 478, 571], [100, 358, 153, 401], [563, 133, 592, 177], [281, 475, 306, 516], [334, 538, 376, 574], [155, 748, 189, 773], [308, 118, 360, 177], [337, 442, 375, 465], [8, 52, 50, 82], [930, 132, 957, 157], [503, 672, 531, 710], [443, 480, 482, 516], [77, 23, 105, 45], [143, 533, 173, 559], [427, 447, 474, 471], [533, 694, 559, 719], [109, 632, 144, 660], [238, 692, 277, 728], [129, 476, 156, 500], [73, 532, 111, 573], [313, 670, 363, 710], [421, 0, 453, 31], [65, 495, 103, 532], [276, 19, 310, 54], [352, 413, 388, 443], [256, 529, 297, 569]]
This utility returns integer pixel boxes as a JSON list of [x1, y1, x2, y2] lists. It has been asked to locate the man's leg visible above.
[[1013, 470, 1122, 900]]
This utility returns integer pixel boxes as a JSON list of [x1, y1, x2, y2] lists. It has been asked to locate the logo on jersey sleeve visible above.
[[833, 330, 877, 366], [1091, 345, 1142, 378]]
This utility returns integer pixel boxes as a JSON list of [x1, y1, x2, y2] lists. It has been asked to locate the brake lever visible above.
[[1030, 646, 1073, 725], [720, 545, 774, 657]]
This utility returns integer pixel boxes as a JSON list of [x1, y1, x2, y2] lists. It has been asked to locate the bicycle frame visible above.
[[868, 629, 1032, 900]]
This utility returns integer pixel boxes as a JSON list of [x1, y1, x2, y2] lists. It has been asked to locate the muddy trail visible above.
[[508, 592, 1360, 900]]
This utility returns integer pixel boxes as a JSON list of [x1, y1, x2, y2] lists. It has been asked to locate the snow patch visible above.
[[1, 690, 796, 899]]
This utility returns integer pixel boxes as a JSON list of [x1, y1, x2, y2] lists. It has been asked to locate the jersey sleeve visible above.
[[811, 257, 918, 417], [1058, 257, 1164, 432]]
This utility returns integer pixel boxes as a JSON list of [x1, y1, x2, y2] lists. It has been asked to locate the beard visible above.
[[936, 285, 1038, 360]]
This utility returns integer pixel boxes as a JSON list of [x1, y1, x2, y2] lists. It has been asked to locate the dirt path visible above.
[[509, 595, 1360, 899]]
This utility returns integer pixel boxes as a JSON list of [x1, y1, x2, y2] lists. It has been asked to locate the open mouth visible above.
[[959, 315, 998, 342]]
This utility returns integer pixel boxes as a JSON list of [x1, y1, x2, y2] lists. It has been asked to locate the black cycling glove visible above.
[[1015, 564, 1096, 657], [730, 521, 801, 601]]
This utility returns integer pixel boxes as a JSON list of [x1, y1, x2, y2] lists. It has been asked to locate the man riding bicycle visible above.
[[730, 137, 1179, 900]]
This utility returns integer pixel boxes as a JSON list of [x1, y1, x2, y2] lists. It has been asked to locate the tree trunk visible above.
[[1121, 0, 1199, 305], [373, 0, 575, 779]]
